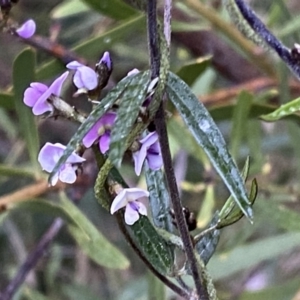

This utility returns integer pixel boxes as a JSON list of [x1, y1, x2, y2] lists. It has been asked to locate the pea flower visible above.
[[66, 61, 98, 91], [38, 142, 85, 186], [16, 19, 36, 38], [82, 112, 116, 154], [23, 71, 69, 115], [98, 51, 112, 71], [110, 188, 148, 225], [133, 132, 163, 176]]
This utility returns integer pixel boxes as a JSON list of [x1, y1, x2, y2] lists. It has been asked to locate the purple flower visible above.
[[23, 71, 69, 115], [16, 19, 36, 39], [66, 61, 98, 91], [82, 112, 116, 154], [133, 132, 163, 176], [99, 51, 112, 71], [110, 188, 148, 225], [38, 142, 85, 186]]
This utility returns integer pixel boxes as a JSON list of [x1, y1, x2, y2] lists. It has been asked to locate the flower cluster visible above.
[[21, 21, 162, 224]]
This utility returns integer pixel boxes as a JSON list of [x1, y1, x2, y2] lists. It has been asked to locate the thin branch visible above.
[[146, 0, 208, 298], [0, 218, 64, 300], [164, 0, 172, 47], [234, 0, 300, 79]]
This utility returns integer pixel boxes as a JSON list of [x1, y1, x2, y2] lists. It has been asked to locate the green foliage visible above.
[[13, 49, 40, 173], [109, 71, 150, 167], [166, 71, 253, 221]]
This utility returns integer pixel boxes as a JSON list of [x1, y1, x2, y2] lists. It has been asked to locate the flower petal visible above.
[[110, 189, 129, 214], [99, 51, 112, 71], [32, 71, 69, 115], [66, 61, 83, 69], [73, 66, 98, 90], [99, 132, 110, 154], [123, 188, 149, 202], [147, 153, 163, 171], [23, 83, 47, 107], [82, 118, 104, 148], [133, 146, 147, 176], [16, 19, 36, 39], [59, 164, 77, 184], [38, 142, 64, 172], [140, 131, 158, 148], [124, 204, 140, 225], [136, 201, 147, 216]]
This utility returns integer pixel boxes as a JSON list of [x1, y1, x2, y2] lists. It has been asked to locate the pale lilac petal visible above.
[[66, 61, 83, 69], [136, 201, 147, 216], [16, 19, 36, 39], [38, 142, 65, 172], [127, 68, 139, 76], [110, 189, 129, 214], [82, 119, 104, 148], [23, 83, 47, 107], [133, 146, 147, 176], [67, 152, 86, 164], [38, 142, 84, 173], [147, 153, 163, 171], [59, 164, 77, 184], [140, 132, 158, 148], [99, 132, 110, 154], [99, 52, 112, 71], [32, 71, 69, 115], [73, 66, 98, 90], [124, 204, 140, 225], [124, 188, 149, 202], [82, 112, 116, 149]]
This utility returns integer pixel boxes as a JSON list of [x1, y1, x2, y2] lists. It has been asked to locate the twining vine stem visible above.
[[146, 0, 208, 298]]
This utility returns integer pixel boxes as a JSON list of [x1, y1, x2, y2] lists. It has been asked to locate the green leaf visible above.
[[129, 216, 173, 275], [230, 91, 252, 158], [208, 232, 300, 280], [49, 74, 134, 184], [36, 15, 145, 81], [261, 96, 300, 121], [13, 49, 40, 172], [51, 0, 90, 19], [147, 271, 166, 300], [0, 92, 14, 110], [144, 167, 174, 233], [59, 194, 130, 269], [168, 118, 210, 169], [82, 0, 137, 20], [166, 71, 253, 221], [195, 214, 220, 265], [109, 71, 150, 167], [176, 55, 212, 86], [257, 199, 300, 232]]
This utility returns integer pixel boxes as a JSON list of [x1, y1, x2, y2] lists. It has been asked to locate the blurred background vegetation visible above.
[[1, 0, 300, 299]]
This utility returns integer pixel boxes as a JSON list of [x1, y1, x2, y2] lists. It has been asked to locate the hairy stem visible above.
[[147, 0, 208, 298]]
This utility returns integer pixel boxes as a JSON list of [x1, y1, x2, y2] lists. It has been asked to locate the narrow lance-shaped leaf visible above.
[[109, 71, 151, 167], [49, 74, 134, 184], [166, 71, 253, 221], [145, 166, 174, 233], [81, 0, 137, 20], [13, 48, 40, 172], [59, 193, 129, 269], [261, 96, 300, 121]]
